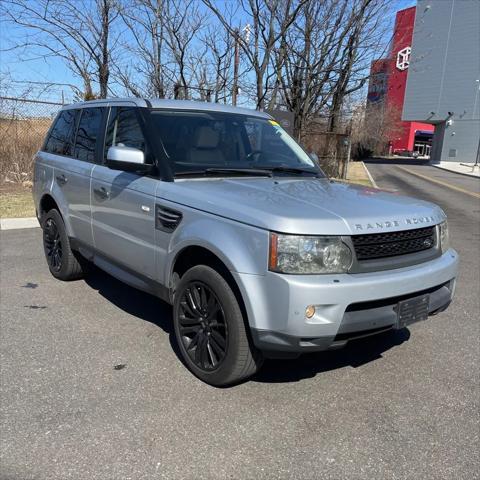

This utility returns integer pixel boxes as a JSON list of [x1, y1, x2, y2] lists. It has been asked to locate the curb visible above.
[[0, 217, 40, 231], [361, 161, 378, 188], [431, 164, 480, 179]]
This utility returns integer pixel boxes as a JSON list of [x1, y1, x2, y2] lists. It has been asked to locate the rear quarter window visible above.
[[44, 109, 77, 156]]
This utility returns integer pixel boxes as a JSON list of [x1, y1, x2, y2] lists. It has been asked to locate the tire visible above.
[[173, 265, 263, 386], [42, 209, 84, 281]]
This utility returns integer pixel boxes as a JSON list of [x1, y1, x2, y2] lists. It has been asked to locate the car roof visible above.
[[62, 97, 272, 119]]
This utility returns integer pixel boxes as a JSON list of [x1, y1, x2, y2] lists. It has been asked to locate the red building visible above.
[[367, 6, 434, 156]]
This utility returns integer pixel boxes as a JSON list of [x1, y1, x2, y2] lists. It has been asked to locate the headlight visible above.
[[269, 233, 352, 274], [439, 220, 449, 253]]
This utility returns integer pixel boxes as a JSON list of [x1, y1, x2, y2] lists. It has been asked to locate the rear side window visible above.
[[104, 107, 152, 163], [44, 109, 77, 156], [74, 107, 103, 162]]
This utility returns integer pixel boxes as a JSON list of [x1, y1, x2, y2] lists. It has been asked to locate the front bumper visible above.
[[233, 249, 459, 354]]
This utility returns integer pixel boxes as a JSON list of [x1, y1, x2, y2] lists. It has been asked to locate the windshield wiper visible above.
[[205, 168, 274, 177], [175, 168, 273, 177], [258, 166, 321, 177]]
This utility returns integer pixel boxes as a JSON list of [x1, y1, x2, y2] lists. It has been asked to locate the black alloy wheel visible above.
[[178, 281, 228, 371], [43, 217, 63, 272], [41, 209, 84, 281], [173, 265, 263, 386]]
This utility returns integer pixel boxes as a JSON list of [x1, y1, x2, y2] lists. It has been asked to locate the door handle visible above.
[[56, 174, 68, 185], [94, 186, 110, 199]]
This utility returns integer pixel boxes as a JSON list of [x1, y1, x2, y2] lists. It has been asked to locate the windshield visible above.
[[149, 110, 323, 177]]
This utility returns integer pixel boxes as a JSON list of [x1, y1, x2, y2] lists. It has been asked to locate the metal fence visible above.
[[0, 96, 62, 183], [302, 125, 351, 179]]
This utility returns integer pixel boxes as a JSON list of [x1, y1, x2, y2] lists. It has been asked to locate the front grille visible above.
[[352, 226, 435, 261]]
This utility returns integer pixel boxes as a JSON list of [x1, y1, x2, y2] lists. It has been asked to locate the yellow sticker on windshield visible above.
[[269, 120, 280, 126]]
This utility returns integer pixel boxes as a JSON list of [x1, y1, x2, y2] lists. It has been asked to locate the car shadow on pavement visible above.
[[84, 265, 190, 362], [84, 265, 173, 334], [253, 328, 410, 384], [83, 266, 411, 385]]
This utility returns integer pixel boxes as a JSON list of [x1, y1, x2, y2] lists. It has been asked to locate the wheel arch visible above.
[[171, 245, 250, 326], [39, 193, 59, 221], [38, 193, 73, 236]]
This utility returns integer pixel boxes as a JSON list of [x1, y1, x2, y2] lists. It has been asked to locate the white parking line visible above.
[[362, 162, 378, 188], [396, 166, 480, 199], [0, 217, 40, 230]]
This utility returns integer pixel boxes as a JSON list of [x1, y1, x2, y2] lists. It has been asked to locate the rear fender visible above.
[[49, 178, 74, 236], [36, 154, 74, 237]]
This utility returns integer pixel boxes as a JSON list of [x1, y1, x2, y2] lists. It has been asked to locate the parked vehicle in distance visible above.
[[33, 98, 458, 386]]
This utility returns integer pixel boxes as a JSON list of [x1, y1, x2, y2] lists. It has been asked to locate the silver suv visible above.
[[33, 98, 458, 386]]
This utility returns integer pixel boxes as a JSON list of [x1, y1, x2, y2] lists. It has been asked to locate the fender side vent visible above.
[[155, 204, 182, 232]]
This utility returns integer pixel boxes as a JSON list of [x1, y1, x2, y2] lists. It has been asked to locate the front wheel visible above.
[[173, 265, 263, 386]]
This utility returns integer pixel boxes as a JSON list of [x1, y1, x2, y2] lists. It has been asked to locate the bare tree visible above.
[[202, 25, 235, 103], [277, 0, 389, 139], [278, 0, 349, 137], [117, 0, 167, 98], [350, 100, 403, 157], [162, 0, 206, 100], [326, 0, 388, 133], [2, 0, 120, 99], [202, 0, 307, 110], [119, 0, 207, 99]]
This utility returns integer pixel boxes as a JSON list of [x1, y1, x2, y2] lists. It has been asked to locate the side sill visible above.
[[69, 237, 171, 304]]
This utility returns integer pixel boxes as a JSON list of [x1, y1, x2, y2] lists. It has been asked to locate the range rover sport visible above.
[[33, 98, 458, 386]]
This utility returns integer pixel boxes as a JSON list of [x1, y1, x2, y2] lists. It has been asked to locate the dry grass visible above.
[[345, 161, 373, 187], [0, 117, 51, 184], [0, 184, 35, 218]]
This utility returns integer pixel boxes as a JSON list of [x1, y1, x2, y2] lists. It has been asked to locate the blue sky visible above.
[[0, 0, 416, 103], [0, 7, 89, 101]]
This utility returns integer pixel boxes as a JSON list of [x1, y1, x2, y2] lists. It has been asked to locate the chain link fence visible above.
[[302, 124, 351, 179], [0, 97, 62, 184]]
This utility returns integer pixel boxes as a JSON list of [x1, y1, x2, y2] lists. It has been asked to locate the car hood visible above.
[[162, 177, 445, 235]]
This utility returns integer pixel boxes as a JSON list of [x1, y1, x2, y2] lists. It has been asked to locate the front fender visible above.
[[165, 215, 269, 282]]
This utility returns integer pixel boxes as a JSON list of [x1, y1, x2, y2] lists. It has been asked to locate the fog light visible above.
[[305, 305, 316, 318]]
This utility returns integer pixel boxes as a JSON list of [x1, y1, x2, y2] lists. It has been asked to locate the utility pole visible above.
[[232, 24, 250, 106], [232, 28, 239, 106]]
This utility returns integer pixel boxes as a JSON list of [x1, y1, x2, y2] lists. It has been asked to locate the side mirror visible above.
[[106, 145, 152, 173]]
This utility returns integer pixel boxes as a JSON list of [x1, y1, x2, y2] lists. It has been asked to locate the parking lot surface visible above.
[[1, 160, 479, 479]]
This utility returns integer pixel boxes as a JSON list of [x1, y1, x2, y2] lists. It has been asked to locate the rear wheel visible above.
[[42, 209, 84, 281], [173, 265, 263, 386]]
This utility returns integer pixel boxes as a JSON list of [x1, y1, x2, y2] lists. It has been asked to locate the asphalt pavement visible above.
[[1, 160, 479, 479]]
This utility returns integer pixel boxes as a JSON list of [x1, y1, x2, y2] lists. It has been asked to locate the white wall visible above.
[[403, 0, 480, 162], [438, 119, 480, 163]]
